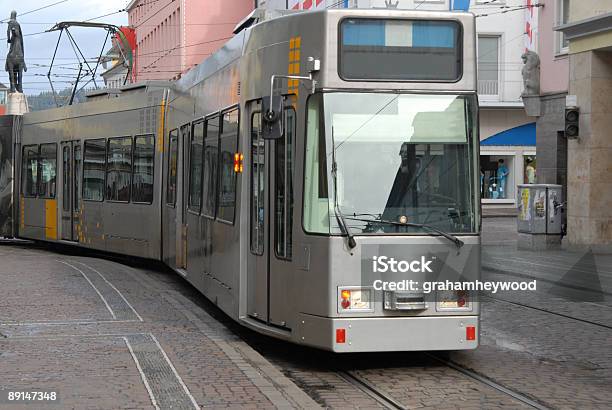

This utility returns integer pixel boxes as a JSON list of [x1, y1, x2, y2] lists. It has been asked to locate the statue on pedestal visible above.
[[5, 10, 27, 94], [521, 50, 540, 96]]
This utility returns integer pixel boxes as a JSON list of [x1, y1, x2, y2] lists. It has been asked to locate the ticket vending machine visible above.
[[517, 184, 563, 249]]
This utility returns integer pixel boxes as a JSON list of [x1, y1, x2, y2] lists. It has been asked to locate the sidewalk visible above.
[[481, 218, 612, 296]]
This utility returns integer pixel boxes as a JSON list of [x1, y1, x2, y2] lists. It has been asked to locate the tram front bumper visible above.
[[295, 314, 479, 352]]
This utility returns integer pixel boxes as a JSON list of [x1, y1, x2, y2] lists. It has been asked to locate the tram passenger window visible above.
[[83, 139, 106, 201], [22, 145, 38, 197], [218, 108, 239, 223], [62, 146, 70, 211], [74, 145, 82, 210], [202, 116, 219, 218], [275, 108, 296, 260], [250, 112, 264, 255], [167, 130, 178, 206], [189, 121, 204, 211], [133, 135, 155, 204], [106, 137, 132, 202], [38, 143, 57, 199]]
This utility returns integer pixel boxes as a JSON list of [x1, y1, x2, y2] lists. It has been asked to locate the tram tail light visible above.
[[338, 287, 372, 312], [234, 153, 244, 173], [336, 328, 346, 344], [437, 290, 471, 311], [466, 326, 476, 341]]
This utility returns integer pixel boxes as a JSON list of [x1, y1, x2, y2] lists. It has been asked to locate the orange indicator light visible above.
[[234, 153, 244, 173]]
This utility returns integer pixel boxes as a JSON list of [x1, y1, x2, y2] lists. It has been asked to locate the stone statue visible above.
[[521, 50, 540, 96], [5, 10, 27, 94]]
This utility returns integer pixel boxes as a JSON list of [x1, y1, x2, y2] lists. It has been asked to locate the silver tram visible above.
[[0, 8, 481, 352]]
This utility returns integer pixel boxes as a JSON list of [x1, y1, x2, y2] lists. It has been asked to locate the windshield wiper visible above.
[[331, 127, 356, 249], [345, 215, 464, 249]]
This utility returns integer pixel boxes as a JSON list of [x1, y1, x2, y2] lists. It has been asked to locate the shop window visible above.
[[481, 155, 514, 200], [524, 156, 537, 184]]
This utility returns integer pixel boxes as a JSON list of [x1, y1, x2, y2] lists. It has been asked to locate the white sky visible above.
[[0, 0, 128, 94]]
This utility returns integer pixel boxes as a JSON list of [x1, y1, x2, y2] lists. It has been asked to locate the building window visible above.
[[481, 155, 514, 200], [167, 130, 178, 206], [0, 90, 6, 105], [83, 139, 106, 201], [106, 137, 132, 202], [39, 144, 57, 199], [556, 0, 570, 54], [202, 116, 219, 218], [478, 35, 500, 97], [524, 155, 537, 184], [189, 121, 204, 211], [133, 135, 155, 204], [275, 108, 296, 260], [22, 145, 39, 197], [218, 108, 239, 224]]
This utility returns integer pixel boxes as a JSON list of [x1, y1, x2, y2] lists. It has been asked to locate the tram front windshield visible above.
[[304, 92, 478, 235]]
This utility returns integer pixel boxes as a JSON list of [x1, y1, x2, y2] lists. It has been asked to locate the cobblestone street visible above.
[[1, 216, 611, 409]]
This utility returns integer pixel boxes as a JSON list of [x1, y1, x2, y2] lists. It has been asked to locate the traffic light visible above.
[[565, 107, 580, 139]]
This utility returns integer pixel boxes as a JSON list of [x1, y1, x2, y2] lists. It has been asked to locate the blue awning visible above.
[[481, 122, 536, 146]]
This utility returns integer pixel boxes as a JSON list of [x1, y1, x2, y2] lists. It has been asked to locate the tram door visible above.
[[60, 141, 81, 241], [248, 100, 295, 328], [165, 127, 188, 270]]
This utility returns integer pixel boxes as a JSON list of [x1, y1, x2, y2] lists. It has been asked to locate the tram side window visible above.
[[62, 146, 70, 211], [303, 95, 330, 234], [166, 130, 178, 206], [106, 137, 132, 202], [133, 135, 155, 204], [189, 121, 204, 211], [74, 145, 82, 210], [22, 145, 39, 197], [275, 108, 296, 260], [38, 143, 57, 199], [218, 108, 239, 223], [83, 139, 106, 201], [250, 112, 264, 255], [202, 116, 219, 218]]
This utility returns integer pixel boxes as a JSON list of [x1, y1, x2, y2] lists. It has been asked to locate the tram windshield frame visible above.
[[303, 92, 479, 237]]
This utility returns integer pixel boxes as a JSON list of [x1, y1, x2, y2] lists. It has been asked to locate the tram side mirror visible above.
[[262, 95, 283, 140]]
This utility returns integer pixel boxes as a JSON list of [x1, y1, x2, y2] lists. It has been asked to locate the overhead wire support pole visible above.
[[47, 28, 64, 108], [70, 63, 83, 105]]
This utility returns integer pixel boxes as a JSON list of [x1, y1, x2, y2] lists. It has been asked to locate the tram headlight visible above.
[[436, 290, 471, 311], [338, 287, 373, 312]]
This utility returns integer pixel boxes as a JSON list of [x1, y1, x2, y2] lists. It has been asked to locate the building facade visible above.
[[0, 83, 7, 116], [126, 0, 254, 82], [556, 2, 612, 248]]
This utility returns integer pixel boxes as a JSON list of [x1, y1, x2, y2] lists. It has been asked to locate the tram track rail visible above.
[[337, 370, 407, 410], [485, 295, 612, 330], [426, 353, 551, 410]]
